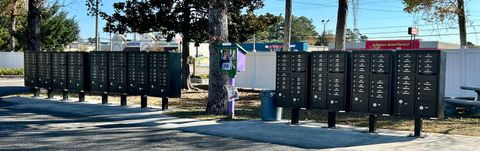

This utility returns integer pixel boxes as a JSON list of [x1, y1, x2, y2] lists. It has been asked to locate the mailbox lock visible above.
[[330, 100, 334, 104], [278, 93, 282, 96], [354, 97, 358, 101], [373, 103, 377, 107], [399, 99, 403, 103], [314, 95, 318, 99], [419, 106, 424, 110]]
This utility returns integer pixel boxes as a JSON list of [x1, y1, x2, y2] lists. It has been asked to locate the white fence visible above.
[[0, 52, 24, 68], [236, 49, 480, 97]]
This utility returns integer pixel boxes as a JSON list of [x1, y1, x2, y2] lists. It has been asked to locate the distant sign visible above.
[[126, 42, 141, 47], [408, 27, 419, 35], [365, 40, 420, 49]]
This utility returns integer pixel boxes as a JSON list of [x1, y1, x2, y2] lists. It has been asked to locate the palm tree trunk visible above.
[[206, 0, 229, 115]]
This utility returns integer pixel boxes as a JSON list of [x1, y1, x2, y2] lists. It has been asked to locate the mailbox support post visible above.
[[228, 78, 236, 118], [47, 88, 54, 99], [79, 91, 85, 102], [120, 94, 127, 106], [33, 87, 40, 97], [328, 111, 336, 128], [369, 114, 377, 133], [141, 95, 147, 108], [62, 90, 69, 101], [162, 97, 169, 110], [291, 108, 300, 124], [101, 92, 108, 104], [414, 117, 423, 137]]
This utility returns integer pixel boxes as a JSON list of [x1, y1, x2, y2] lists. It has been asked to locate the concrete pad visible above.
[[2, 97, 480, 150]]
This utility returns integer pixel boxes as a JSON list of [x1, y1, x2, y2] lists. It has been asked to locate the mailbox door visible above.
[[290, 73, 308, 108], [327, 74, 346, 110], [52, 65, 67, 89], [68, 66, 85, 90], [24, 63, 37, 87], [394, 75, 416, 116], [369, 74, 391, 114], [351, 74, 369, 112], [310, 72, 327, 109], [275, 71, 291, 107], [276, 53, 291, 72], [90, 65, 108, 92], [128, 66, 148, 95], [108, 66, 127, 93]]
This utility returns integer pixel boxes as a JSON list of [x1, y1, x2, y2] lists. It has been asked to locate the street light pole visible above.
[[321, 19, 329, 51]]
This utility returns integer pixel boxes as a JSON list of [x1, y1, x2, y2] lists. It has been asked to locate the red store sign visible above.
[[365, 40, 420, 50]]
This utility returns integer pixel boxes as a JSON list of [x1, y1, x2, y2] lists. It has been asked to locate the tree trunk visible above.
[[283, 0, 292, 51], [181, 0, 193, 90], [9, 0, 18, 51], [206, 0, 229, 115], [457, 0, 467, 47], [182, 40, 193, 90], [27, 0, 42, 52], [334, 0, 348, 51]]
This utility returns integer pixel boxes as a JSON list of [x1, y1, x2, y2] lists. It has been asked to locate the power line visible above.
[[362, 25, 480, 35], [368, 32, 479, 39], [286, 0, 403, 13]]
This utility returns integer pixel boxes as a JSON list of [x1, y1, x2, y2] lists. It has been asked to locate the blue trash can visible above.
[[261, 90, 282, 121]]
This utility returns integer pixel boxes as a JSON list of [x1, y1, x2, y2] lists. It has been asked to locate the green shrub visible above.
[[0, 68, 24, 75]]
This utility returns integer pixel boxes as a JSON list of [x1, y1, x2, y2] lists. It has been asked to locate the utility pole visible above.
[[283, 0, 292, 52], [322, 19, 330, 51], [95, 0, 99, 51]]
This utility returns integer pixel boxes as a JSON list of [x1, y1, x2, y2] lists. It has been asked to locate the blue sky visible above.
[[56, 0, 480, 45]]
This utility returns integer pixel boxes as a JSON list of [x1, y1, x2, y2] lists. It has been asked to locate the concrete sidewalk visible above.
[[2, 96, 480, 150]]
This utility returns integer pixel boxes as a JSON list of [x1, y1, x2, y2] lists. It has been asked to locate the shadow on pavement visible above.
[[0, 96, 419, 150]]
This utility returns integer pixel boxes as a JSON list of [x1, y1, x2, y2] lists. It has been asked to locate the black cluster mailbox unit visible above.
[[89, 51, 109, 92], [310, 51, 351, 111], [351, 50, 393, 114], [108, 52, 127, 94], [37, 52, 52, 88], [127, 52, 149, 95], [51, 52, 68, 90], [24, 52, 37, 87], [67, 52, 89, 92], [148, 52, 182, 98], [393, 50, 446, 118], [275, 52, 310, 108]]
